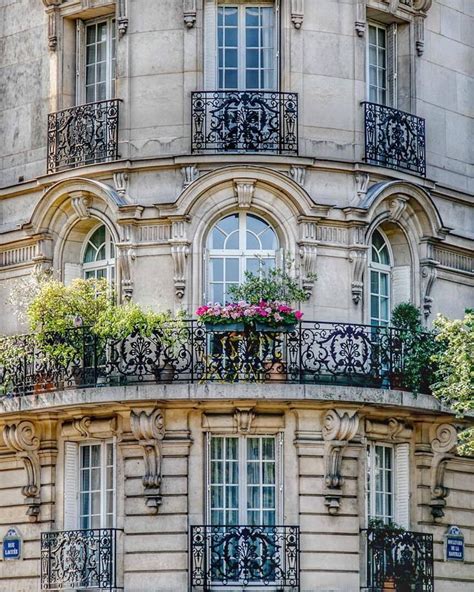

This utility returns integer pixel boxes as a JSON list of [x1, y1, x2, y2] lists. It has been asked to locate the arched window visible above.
[[370, 229, 391, 326], [207, 212, 278, 303], [82, 225, 115, 283]]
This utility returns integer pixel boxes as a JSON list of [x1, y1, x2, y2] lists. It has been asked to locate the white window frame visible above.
[[206, 433, 283, 526], [82, 224, 116, 284], [366, 21, 398, 107], [205, 0, 279, 90], [369, 229, 393, 327], [206, 212, 279, 303], [367, 442, 395, 525], [79, 440, 116, 530], [367, 22, 387, 106], [76, 15, 116, 105]]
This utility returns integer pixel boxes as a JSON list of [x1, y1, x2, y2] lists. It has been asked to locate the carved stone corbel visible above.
[[298, 243, 317, 297], [349, 248, 368, 304], [170, 218, 190, 299], [182, 165, 199, 188], [291, 0, 304, 29], [420, 260, 438, 319], [70, 191, 92, 220], [3, 421, 41, 521], [366, 417, 412, 441], [322, 410, 359, 514], [46, 5, 59, 50], [183, 0, 197, 28], [130, 409, 165, 512], [234, 407, 255, 434], [430, 423, 457, 520], [413, 1, 432, 56], [113, 172, 129, 197], [355, 0, 366, 37], [289, 166, 306, 186], [234, 179, 256, 209], [117, 0, 129, 37], [117, 243, 136, 300], [355, 172, 370, 200], [33, 234, 54, 276]]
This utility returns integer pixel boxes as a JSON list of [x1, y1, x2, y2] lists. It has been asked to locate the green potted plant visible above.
[[390, 302, 440, 394]]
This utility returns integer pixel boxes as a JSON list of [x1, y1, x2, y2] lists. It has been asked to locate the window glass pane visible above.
[[224, 69, 238, 89], [86, 25, 96, 45], [246, 69, 259, 89], [211, 258, 223, 282], [226, 438, 238, 460], [371, 271, 379, 293], [369, 25, 376, 44], [247, 438, 260, 461], [263, 487, 275, 509], [263, 462, 275, 484], [224, 7, 238, 25], [225, 258, 239, 282], [380, 273, 389, 296]]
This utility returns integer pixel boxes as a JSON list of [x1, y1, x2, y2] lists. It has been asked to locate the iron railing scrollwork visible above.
[[41, 528, 122, 591], [362, 528, 434, 592], [47, 99, 120, 173], [363, 102, 426, 176], [0, 321, 435, 396], [191, 91, 298, 154], [190, 525, 300, 591]]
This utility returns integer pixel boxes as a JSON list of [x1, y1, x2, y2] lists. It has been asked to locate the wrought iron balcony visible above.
[[190, 525, 300, 591], [362, 528, 434, 592], [41, 528, 122, 591], [363, 102, 426, 176], [0, 321, 435, 397], [191, 91, 298, 154], [47, 99, 120, 173]]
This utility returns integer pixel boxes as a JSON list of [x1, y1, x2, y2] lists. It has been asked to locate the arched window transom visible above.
[[370, 229, 391, 326], [83, 225, 115, 283], [207, 212, 278, 303]]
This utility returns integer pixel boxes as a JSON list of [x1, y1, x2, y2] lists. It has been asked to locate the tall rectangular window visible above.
[[367, 23, 387, 105], [79, 442, 115, 529], [367, 443, 394, 524], [209, 435, 278, 525], [217, 3, 276, 90], [81, 17, 116, 104]]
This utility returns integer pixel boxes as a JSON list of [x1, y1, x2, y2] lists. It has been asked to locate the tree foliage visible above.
[[432, 309, 474, 456]]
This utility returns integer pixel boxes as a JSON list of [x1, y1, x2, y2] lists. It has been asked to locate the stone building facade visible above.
[[0, 0, 473, 591]]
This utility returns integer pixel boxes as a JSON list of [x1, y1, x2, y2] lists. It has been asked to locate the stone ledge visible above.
[[0, 382, 456, 417]]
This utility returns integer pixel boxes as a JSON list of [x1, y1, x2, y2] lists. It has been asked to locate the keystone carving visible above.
[[234, 408, 256, 434], [234, 179, 256, 209], [349, 248, 367, 304], [389, 197, 409, 222], [298, 243, 317, 297], [430, 423, 457, 520], [322, 410, 359, 515], [183, 0, 197, 28], [130, 409, 165, 512], [291, 0, 304, 29], [70, 191, 92, 220], [421, 261, 437, 319], [3, 421, 41, 521]]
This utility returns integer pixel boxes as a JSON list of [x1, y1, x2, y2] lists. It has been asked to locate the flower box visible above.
[[204, 322, 246, 333], [255, 322, 296, 333]]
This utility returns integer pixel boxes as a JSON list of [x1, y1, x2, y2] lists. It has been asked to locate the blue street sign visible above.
[[445, 526, 464, 561], [2, 528, 22, 560]]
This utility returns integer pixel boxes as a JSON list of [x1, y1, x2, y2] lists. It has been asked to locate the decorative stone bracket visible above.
[[184, 0, 197, 28], [322, 409, 359, 514], [182, 165, 199, 188], [291, 0, 304, 29], [117, 0, 129, 37], [169, 218, 191, 299], [70, 191, 92, 220], [349, 248, 368, 304], [421, 259, 438, 319], [3, 421, 41, 521], [430, 423, 457, 520], [234, 178, 256, 209], [355, 0, 366, 37], [298, 243, 317, 297], [234, 407, 256, 434], [366, 417, 412, 441], [130, 409, 165, 512]]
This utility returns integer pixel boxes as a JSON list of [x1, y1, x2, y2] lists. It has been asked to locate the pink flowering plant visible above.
[[196, 300, 303, 328]]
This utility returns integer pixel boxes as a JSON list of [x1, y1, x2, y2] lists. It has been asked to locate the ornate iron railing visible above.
[[0, 321, 435, 396], [363, 102, 426, 176], [41, 528, 122, 591], [362, 528, 434, 592], [191, 91, 298, 154], [47, 99, 120, 173], [190, 525, 300, 591]]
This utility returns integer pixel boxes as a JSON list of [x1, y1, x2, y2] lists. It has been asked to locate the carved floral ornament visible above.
[[130, 408, 165, 512], [3, 421, 42, 521], [321, 409, 360, 515]]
